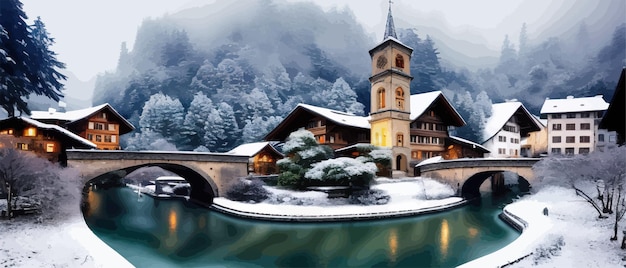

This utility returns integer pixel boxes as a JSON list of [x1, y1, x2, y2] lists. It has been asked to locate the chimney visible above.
[[566, 95, 574, 99]]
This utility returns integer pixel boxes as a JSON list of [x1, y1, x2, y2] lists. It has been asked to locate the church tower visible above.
[[369, 2, 413, 175]]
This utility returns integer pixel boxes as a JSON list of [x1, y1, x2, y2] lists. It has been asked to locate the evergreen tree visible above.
[[518, 23, 529, 58], [314, 77, 364, 115], [242, 115, 283, 143], [0, 3, 66, 117], [138, 92, 185, 144], [203, 107, 224, 152], [181, 92, 214, 150], [204, 102, 241, 152]]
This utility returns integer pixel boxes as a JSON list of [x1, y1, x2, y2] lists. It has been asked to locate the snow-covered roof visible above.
[[540, 95, 609, 114], [415, 156, 443, 167], [14, 117, 97, 148], [409, 91, 465, 125], [30, 103, 135, 132], [227, 141, 282, 157], [297, 103, 371, 129], [448, 135, 490, 152], [482, 102, 540, 144]]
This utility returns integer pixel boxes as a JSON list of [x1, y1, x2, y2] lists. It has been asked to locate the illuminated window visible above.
[[378, 88, 386, 109], [395, 87, 404, 109], [0, 129, 13, 135], [46, 143, 54, 153], [24, 127, 37, 137], [395, 54, 404, 68], [17, 143, 28, 150]]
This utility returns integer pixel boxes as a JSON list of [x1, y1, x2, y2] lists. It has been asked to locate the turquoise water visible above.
[[83, 187, 519, 267]]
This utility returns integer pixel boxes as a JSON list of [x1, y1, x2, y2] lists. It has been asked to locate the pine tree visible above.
[[138, 92, 185, 145], [0, 3, 66, 116], [518, 23, 529, 58], [217, 102, 241, 151], [181, 92, 214, 149], [203, 108, 224, 152]]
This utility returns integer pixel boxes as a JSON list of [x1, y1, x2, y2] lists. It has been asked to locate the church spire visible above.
[[383, 0, 397, 40]]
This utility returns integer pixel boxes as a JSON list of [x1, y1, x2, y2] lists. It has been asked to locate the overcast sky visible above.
[[20, 0, 619, 82]]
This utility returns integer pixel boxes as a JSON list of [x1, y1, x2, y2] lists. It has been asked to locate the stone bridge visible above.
[[415, 158, 541, 199], [67, 149, 249, 206]]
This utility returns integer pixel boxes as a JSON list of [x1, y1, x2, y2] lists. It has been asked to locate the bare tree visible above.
[[611, 184, 626, 241]]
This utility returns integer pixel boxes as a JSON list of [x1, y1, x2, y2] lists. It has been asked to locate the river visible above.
[[83, 187, 519, 267]]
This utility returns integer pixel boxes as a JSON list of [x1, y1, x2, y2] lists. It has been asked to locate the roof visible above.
[[482, 102, 542, 144], [1, 117, 96, 148], [298, 104, 371, 129], [409, 91, 466, 127], [448, 136, 490, 153], [227, 141, 283, 157], [334, 143, 375, 153], [599, 69, 625, 139], [540, 95, 609, 114], [383, 3, 397, 40], [30, 103, 135, 135]]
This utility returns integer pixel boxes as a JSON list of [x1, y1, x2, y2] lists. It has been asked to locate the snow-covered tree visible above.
[[305, 157, 377, 188], [181, 92, 215, 150], [241, 88, 275, 121], [138, 92, 185, 145], [277, 129, 334, 189], [125, 129, 178, 151], [314, 77, 365, 115], [242, 115, 283, 143], [0, 4, 66, 117], [203, 107, 224, 152]]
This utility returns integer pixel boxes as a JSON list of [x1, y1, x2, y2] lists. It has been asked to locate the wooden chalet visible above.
[[264, 104, 371, 150], [0, 117, 96, 165], [227, 142, 283, 175], [30, 103, 135, 150]]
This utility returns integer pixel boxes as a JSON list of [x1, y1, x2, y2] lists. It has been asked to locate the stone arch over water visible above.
[[460, 170, 530, 200], [84, 163, 218, 206]]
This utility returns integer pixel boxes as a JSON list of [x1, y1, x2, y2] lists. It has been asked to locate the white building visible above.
[[482, 101, 542, 158], [540, 95, 609, 155]]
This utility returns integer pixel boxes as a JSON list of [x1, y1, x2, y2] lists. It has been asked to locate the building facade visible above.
[[482, 102, 542, 158], [540, 95, 609, 155]]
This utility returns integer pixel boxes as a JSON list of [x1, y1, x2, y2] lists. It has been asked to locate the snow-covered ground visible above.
[[1, 178, 624, 267]]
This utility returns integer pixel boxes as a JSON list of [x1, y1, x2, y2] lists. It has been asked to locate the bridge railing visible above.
[[66, 149, 249, 163], [416, 158, 541, 173]]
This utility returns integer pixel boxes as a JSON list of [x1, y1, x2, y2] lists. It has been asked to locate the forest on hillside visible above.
[[92, 0, 626, 151]]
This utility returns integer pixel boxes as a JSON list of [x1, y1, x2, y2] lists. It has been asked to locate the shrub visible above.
[[225, 178, 270, 203], [350, 189, 390, 205], [533, 235, 565, 265], [305, 157, 377, 188]]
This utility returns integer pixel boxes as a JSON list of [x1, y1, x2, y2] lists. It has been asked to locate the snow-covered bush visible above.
[[532, 235, 565, 265], [225, 178, 270, 203], [414, 178, 456, 200], [305, 157, 377, 188], [277, 129, 333, 189], [349, 189, 390, 205], [367, 149, 392, 166]]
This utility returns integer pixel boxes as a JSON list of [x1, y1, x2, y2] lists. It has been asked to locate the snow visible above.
[[9, 117, 97, 148], [213, 177, 463, 219], [415, 156, 443, 166], [30, 103, 134, 130], [540, 95, 609, 114], [227, 141, 271, 157], [296, 103, 371, 129], [305, 157, 377, 180], [0, 215, 133, 268], [448, 135, 490, 152], [409, 91, 466, 125]]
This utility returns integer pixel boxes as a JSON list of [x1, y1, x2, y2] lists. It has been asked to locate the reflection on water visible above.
[[440, 219, 450, 260], [84, 187, 520, 267]]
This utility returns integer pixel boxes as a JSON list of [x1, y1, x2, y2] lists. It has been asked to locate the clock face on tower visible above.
[[376, 55, 388, 69]]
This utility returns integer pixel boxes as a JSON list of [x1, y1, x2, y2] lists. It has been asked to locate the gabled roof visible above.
[[540, 95, 609, 114], [0, 117, 96, 148], [409, 91, 466, 127], [227, 141, 283, 157], [482, 102, 542, 144], [30, 103, 135, 135], [447, 136, 490, 153]]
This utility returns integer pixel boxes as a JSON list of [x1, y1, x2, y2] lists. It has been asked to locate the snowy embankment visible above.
[[212, 177, 465, 221], [0, 215, 133, 268]]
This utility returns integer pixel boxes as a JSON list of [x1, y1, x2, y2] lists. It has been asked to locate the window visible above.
[[429, 110, 435, 116], [418, 136, 429, 144], [87, 134, 93, 141], [503, 125, 517, 132], [104, 135, 112, 143], [410, 135, 417, 143], [88, 122, 94, 129], [598, 134, 605, 142], [96, 135, 102, 142], [395, 87, 404, 109], [580, 136, 590, 143], [551, 148, 561, 154], [101, 112, 107, 119], [329, 135, 335, 143], [395, 54, 404, 68], [552, 136, 562, 143], [579, 148, 590, 154], [24, 127, 36, 137], [306, 121, 318, 129], [432, 137, 441, 144], [565, 148, 575, 155], [111, 135, 117, 143], [566, 124, 575, 130], [498, 136, 506, 142], [551, 114, 562, 119], [609, 135, 616, 142], [435, 124, 446, 131], [498, 148, 506, 154], [565, 136, 575, 143], [17, 143, 28, 150], [566, 113, 576, 118], [580, 123, 590, 130], [378, 88, 386, 109], [581, 112, 590, 118], [108, 124, 116, 131], [411, 151, 419, 159], [397, 134, 403, 147], [552, 124, 562, 131], [0, 129, 13, 135], [94, 123, 104, 130], [46, 143, 54, 153]]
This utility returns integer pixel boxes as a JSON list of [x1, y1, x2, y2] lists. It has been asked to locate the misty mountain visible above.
[[90, 0, 625, 150]]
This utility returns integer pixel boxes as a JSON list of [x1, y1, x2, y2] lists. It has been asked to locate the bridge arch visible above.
[[461, 170, 531, 199], [85, 163, 218, 206]]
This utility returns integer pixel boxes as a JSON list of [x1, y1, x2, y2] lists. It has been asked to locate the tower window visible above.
[[395, 54, 404, 69], [378, 88, 386, 109], [395, 87, 404, 109], [397, 134, 403, 147]]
